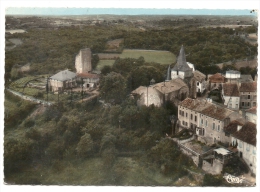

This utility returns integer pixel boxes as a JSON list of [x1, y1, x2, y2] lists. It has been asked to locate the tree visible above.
[[76, 133, 94, 157], [99, 72, 127, 104], [91, 54, 99, 70], [202, 174, 223, 186], [101, 65, 112, 75]]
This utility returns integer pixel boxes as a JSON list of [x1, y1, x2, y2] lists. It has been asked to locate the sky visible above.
[[5, 7, 258, 16]]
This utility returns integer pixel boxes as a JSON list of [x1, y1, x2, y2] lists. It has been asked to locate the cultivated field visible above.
[[96, 60, 116, 70], [119, 49, 176, 64], [216, 59, 257, 69]]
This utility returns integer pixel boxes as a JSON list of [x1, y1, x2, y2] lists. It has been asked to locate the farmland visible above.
[[96, 49, 176, 70], [120, 49, 176, 64]]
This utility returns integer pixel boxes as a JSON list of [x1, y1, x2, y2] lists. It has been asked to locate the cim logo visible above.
[[223, 173, 245, 184]]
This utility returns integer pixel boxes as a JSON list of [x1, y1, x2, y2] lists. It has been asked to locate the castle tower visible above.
[[75, 48, 92, 73], [171, 45, 192, 80]]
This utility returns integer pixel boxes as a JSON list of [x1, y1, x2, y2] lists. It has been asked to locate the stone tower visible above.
[[75, 48, 92, 73], [171, 45, 192, 80]]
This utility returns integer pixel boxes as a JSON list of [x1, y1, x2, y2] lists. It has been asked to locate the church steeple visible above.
[[166, 65, 171, 81], [171, 45, 192, 80], [172, 45, 191, 72]]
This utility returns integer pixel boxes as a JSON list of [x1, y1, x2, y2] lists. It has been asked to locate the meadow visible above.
[[96, 49, 176, 70], [120, 49, 176, 65]]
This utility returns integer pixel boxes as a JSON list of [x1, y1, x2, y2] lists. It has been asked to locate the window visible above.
[[197, 82, 199, 86], [248, 102, 250, 107], [182, 121, 185, 125], [186, 113, 188, 117], [179, 110, 182, 115], [205, 120, 208, 127], [201, 119, 203, 125], [253, 102, 256, 107], [191, 114, 193, 120], [242, 102, 244, 106], [195, 116, 197, 122], [246, 144, 250, 152], [248, 95, 251, 99], [182, 111, 184, 116], [239, 141, 243, 148], [212, 123, 215, 130], [217, 125, 220, 132], [185, 122, 188, 126]]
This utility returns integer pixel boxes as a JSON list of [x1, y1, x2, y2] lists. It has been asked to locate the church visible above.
[[132, 45, 207, 107]]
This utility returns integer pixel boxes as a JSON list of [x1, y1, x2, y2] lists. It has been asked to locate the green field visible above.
[[120, 49, 176, 64], [96, 60, 116, 70], [96, 49, 176, 70]]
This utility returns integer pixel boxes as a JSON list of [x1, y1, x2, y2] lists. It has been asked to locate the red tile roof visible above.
[[209, 73, 226, 83], [180, 98, 234, 120], [232, 122, 256, 146], [223, 83, 239, 97], [224, 120, 244, 134], [77, 73, 99, 79], [246, 107, 257, 114], [239, 81, 257, 92]]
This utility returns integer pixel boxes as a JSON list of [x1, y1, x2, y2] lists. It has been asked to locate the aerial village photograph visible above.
[[0, 0, 259, 191]]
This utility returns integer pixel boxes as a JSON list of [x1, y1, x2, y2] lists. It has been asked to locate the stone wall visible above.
[[202, 159, 223, 175]]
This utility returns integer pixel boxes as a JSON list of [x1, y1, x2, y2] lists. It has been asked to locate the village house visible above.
[[193, 70, 207, 95], [49, 69, 77, 92], [231, 122, 256, 175], [208, 73, 226, 91], [222, 83, 240, 110], [239, 81, 257, 109], [76, 72, 100, 88], [245, 107, 257, 124], [178, 97, 244, 145], [75, 48, 92, 73]]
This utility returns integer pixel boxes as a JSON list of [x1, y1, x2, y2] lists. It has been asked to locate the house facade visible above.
[[245, 107, 257, 124], [193, 70, 206, 94], [222, 83, 240, 110], [49, 70, 77, 92], [239, 81, 257, 109], [208, 73, 226, 91], [76, 72, 100, 88], [178, 98, 243, 145], [231, 122, 256, 175]]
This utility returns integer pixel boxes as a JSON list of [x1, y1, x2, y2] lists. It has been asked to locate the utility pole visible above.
[[81, 77, 83, 102]]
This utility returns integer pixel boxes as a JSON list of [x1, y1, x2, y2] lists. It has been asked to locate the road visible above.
[[6, 88, 53, 106]]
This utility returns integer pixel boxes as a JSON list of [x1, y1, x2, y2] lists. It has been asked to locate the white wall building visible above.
[[245, 107, 257, 124], [222, 83, 240, 110], [231, 122, 256, 175]]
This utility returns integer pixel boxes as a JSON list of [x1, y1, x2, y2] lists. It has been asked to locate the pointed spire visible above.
[[166, 65, 171, 81], [172, 45, 191, 72]]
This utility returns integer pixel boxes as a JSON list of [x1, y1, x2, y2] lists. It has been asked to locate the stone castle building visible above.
[[75, 48, 92, 73]]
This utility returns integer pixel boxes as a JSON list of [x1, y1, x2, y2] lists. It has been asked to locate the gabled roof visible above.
[[77, 73, 99, 79], [180, 98, 234, 121], [193, 70, 206, 82], [50, 70, 76, 81], [224, 120, 244, 134], [223, 83, 239, 97], [232, 122, 256, 146], [246, 107, 257, 115], [209, 73, 226, 83], [153, 78, 188, 94], [172, 45, 191, 72], [239, 81, 257, 92]]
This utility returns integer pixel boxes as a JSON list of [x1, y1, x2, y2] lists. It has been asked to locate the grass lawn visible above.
[[120, 49, 176, 65], [96, 60, 115, 70]]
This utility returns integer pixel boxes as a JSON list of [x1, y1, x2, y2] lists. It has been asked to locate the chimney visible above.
[[237, 125, 242, 131]]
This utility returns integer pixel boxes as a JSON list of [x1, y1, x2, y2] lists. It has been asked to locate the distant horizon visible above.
[[5, 8, 258, 16]]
